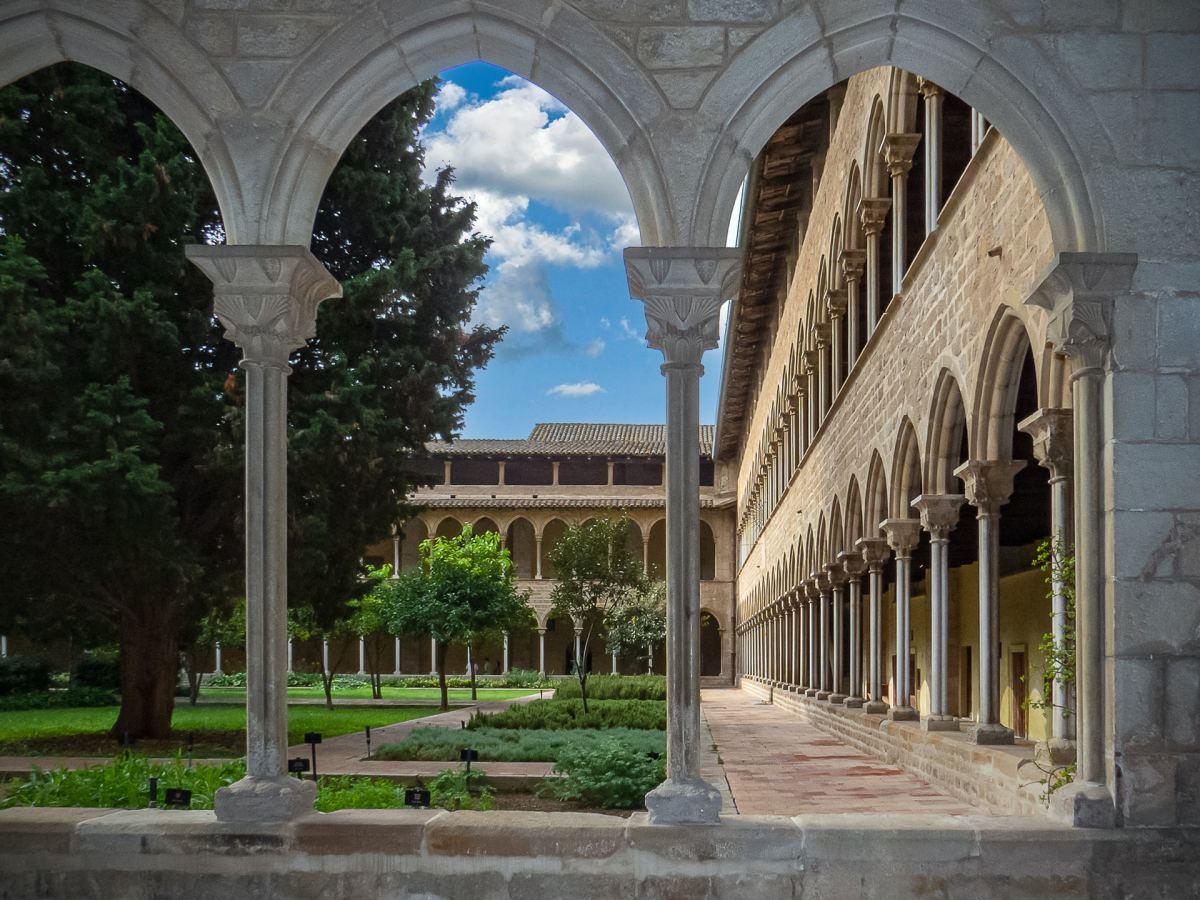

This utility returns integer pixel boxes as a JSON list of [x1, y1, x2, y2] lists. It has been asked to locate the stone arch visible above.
[[816, 514, 828, 571], [862, 97, 890, 199], [805, 526, 816, 578], [700, 607, 723, 677], [646, 518, 667, 579], [973, 309, 1039, 461], [699, 520, 717, 582], [828, 499, 844, 561], [261, 6, 672, 246], [505, 517, 536, 579], [886, 68, 921, 134], [828, 216, 844, 288], [475, 516, 500, 536], [0, 6, 247, 238], [864, 451, 889, 535], [845, 477, 864, 548], [1040, 346, 1074, 410], [398, 517, 428, 571], [434, 516, 462, 540], [695, 5, 1105, 253], [890, 418, 923, 516], [540, 518, 569, 579], [843, 162, 864, 250], [925, 369, 971, 494]]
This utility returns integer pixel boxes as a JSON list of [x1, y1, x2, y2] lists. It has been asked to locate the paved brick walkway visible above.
[[700, 688, 980, 817]]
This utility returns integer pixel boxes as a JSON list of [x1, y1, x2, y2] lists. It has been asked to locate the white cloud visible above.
[[547, 382, 606, 397], [618, 317, 645, 344], [584, 338, 606, 358], [434, 81, 468, 114]]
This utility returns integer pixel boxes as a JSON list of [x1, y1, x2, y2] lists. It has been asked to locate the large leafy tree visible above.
[[0, 64, 501, 739], [385, 527, 534, 710], [605, 580, 667, 674], [549, 517, 646, 711]]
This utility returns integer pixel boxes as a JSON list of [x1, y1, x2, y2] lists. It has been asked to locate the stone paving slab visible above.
[[700, 688, 982, 817]]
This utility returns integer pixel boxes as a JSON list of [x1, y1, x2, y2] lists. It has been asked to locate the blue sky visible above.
[[424, 63, 731, 438]]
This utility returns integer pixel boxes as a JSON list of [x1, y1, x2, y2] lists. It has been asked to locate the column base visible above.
[[922, 715, 960, 732], [1042, 738, 1077, 766], [815, 691, 831, 701], [645, 776, 723, 825], [214, 775, 316, 824], [1048, 780, 1115, 828], [888, 705, 919, 722], [863, 700, 889, 714], [970, 723, 1015, 745], [805, 688, 820, 697], [843, 696, 864, 709], [828, 693, 847, 704]]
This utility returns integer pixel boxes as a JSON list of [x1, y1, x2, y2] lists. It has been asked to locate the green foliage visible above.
[[72, 648, 121, 691], [313, 775, 406, 812], [604, 582, 667, 665], [553, 675, 665, 701], [497, 668, 546, 688], [0, 656, 51, 695], [470, 699, 665, 731], [375, 725, 664, 762], [541, 739, 665, 809], [427, 768, 495, 811], [0, 688, 118, 712], [1031, 538, 1076, 720]]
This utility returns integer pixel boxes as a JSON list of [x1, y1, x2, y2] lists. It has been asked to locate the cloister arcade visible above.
[[0, 3, 1195, 866]]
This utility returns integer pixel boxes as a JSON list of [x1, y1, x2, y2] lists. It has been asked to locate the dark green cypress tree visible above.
[[0, 65, 500, 738]]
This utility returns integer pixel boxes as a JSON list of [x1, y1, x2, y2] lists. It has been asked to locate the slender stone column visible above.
[[394, 637, 401, 676], [970, 109, 987, 154], [827, 565, 847, 703], [1019, 407, 1076, 750], [626, 246, 739, 824], [535, 536, 543, 579], [882, 134, 922, 294], [955, 459, 1026, 744], [214, 641, 223, 676], [611, 649, 618, 675], [187, 245, 340, 823], [841, 250, 866, 365], [323, 640, 330, 674], [840, 552, 866, 707], [919, 78, 944, 235], [826, 289, 847, 394], [287, 639, 293, 674], [814, 323, 832, 420], [643, 537, 651, 575], [805, 583, 819, 695], [537, 628, 546, 676], [358, 637, 366, 675], [503, 633, 510, 674], [0, 635, 6, 659], [857, 538, 891, 713], [392, 534, 401, 574], [1028, 253, 1135, 826], [430, 637, 437, 676], [858, 198, 891, 335], [912, 494, 965, 731], [803, 352, 820, 438], [573, 626, 583, 675], [814, 571, 832, 699], [881, 519, 921, 720]]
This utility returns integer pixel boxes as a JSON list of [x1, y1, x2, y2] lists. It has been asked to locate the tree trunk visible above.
[[437, 640, 449, 711], [111, 603, 178, 741]]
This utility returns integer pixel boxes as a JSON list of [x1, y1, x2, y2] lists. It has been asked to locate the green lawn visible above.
[[0, 703, 441, 757], [199, 686, 541, 702]]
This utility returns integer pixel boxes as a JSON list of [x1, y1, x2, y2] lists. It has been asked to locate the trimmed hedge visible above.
[[0, 688, 119, 712], [554, 675, 665, 701], [72, 650, 121, 691], [375, 725, 664, 763], [468, 699, 665, 732], [542, 738, 665, 809], [0, 656, 51, 696]]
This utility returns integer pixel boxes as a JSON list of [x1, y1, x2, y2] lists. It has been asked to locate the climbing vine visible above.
[[1029, 537, 1077, 803]]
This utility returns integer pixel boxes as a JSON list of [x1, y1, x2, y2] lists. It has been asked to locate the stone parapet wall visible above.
[[1, 806, 1197, 899]]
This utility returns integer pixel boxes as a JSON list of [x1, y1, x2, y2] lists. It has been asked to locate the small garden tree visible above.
[[549, 517, 645, 712], [180, 601, 244, 705], [288, 605, 355, 710], [385, 526, 532, 710], [349, 566, 397, 699], [605, 581, 667, 674]]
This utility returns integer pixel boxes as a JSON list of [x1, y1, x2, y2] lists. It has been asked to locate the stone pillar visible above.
[[806, 584, 819, 695], [804, 352, 820, 438], [826, 289, 847, 394], [882, 133, 922, 295], [955, 459, 1026, 744], [503, 633, 510, 675], [214, 641, 223, 676], [912, 494, 965, 731], [535, 535, 543, 580], [0, 635, 6, 658], [392, 534, 401, 575], [322, 639, 330, 674], [551, 461, 560, 485], [858, 198, 891, 336], [358, 637, 366, 675], [881, 519, 921, 721], [840, 552, 866, 707], [287, 639, 293, 674], [607, 460, 615, 486], [537, 628, 546, 676], [497, 460, 506, 486], [573, 626, 583, 675], [1028, 253, 1135, 826], [643, 537, 651, 575], [841, 250, 866, 366], [827, 565, 847, 702], [430, 637, 437, 676], [186, 245, 340, 823], [443, 459, 452, 485], [814, 571, 832, 699], [814, 323, 832, 420], [394, 637, 401, 676], [612, 648, 618, 675], [919, 78, 944, 235], [857, 538, 891, 713], [970, 109, 987, 154], [625, 246, 739, 824], [1019, 407, 1076, 748]]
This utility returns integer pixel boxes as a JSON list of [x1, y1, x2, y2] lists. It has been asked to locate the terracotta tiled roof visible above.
[[426, 423, 715, 458], [416, 495, 728, 509]]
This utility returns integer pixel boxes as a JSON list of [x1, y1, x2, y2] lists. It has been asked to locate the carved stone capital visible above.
[[813, 322, 832, 348], [825, 563, 848, 587], [624, 247, 741, 368], [880, 518, 922, 556], [881, 133, 922, 177], [825, 288, 848, 317], [858, 197, 892, 236], [812, 571, 831, 593], [1026, 252, 1137, 373], [917, 76, 943, 100], [186, 245, 342, 369], [856, 537, 891, 569], [1018, 408, 1074, 480], [841, 248, 867, 283], [839, 550, 867, 579], [803, 348, 821, 369], [954, 459, 1027, 514], [911, 493, 966, 538]]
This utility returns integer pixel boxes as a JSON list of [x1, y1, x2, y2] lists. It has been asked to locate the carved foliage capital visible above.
[[881, 133, 922, 177], [1018, 408, 1074, 479], [841, 248, 867, 283], [911, 493, 965, 537], [880, 518, 922, 556], [1027, 252, 1137, 371], [858, 197, 892, 236], [839, 550, 867, 578], [856, 537, 891, 568], [825, 288, 848, 317], [186, 245, 341, 368], [953, 459, 1028, 514]]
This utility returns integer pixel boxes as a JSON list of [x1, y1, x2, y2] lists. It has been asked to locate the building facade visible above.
[[363, 423, 737, 681]]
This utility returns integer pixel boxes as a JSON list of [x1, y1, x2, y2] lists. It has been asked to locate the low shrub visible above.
[[554, 675, 665, 701], [426, 768, 494, 811], [469, 699, 665, 732], [0, 656, 51, 696], [496, 668, 547, 688], [72, 649, 121, 691], [375, 726, 664, 763], [541, 739, 665, 809], [0, 687, 118, 711]]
